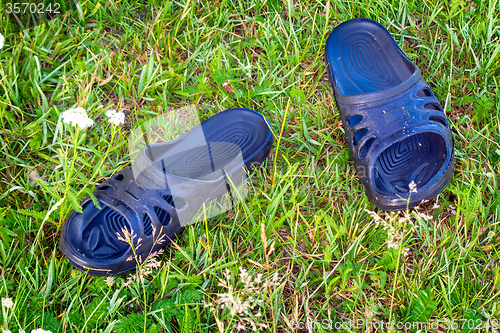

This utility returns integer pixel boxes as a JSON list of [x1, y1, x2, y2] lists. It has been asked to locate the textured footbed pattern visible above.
[[374, 133, 446, 194], [335, 31, 414, 95], [325, 18, 453, 209], [61, 109, 273, 273]]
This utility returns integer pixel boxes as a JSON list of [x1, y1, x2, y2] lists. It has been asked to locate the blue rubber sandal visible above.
[[325, 18, 454, 211], [60, 108, 273, 276]]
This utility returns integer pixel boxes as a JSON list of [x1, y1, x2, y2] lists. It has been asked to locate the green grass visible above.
[[0, 0, 500, 332]]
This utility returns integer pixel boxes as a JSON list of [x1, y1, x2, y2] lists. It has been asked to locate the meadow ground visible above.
[[0, 0, 499, 332]]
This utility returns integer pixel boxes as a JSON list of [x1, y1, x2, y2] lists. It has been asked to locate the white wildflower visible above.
[[19, 331, 26, 333], [105, 276, 114, 287], [2, 297, 13, 309], [2, 329, 12, 333], [0, 33, 4, 49], [61, 107, 94, 129], [31, 330, 52, 333], [408, 181, 418, 193], [105, 109, 125, 126]]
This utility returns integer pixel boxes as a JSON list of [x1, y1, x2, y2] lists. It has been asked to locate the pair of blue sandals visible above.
[[60, 19, 454, 276]]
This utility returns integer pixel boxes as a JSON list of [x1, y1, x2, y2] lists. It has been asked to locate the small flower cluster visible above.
[[2, 297, 13, 308], [59, 107, 126, 130], [61, 107, 94, 130], [408, 180, 418, 194], [205, 267, 280, 331], [105, 276, 114, 287], [105, 109, 126, 126]]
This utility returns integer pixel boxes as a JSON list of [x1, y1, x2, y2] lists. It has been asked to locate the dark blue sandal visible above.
[[325, 18, 454, 211], [60, 108, 273, 276]]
